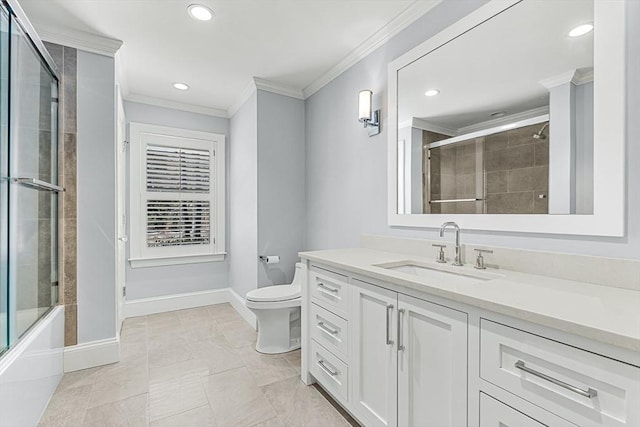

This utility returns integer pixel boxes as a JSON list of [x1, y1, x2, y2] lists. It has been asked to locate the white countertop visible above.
[[299, 248, 640, 353]]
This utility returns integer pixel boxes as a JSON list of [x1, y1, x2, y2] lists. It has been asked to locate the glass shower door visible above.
[[2, 10, 59, 348]]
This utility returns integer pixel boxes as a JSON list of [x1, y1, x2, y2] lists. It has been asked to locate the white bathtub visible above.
[[0, 306, 64, 427]]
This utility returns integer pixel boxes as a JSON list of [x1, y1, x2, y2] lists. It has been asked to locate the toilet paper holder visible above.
[[259, 255, 280, 264]]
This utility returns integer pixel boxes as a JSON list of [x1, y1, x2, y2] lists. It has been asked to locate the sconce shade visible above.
[[358, 90, 372, 122]]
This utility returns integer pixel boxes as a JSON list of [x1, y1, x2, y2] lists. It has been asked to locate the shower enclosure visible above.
[[1, 0, 60, 356]]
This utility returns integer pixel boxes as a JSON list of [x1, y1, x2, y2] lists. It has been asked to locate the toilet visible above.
[[246, 262, 303, 354]]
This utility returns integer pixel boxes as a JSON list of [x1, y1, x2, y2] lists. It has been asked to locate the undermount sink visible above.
[[374, 261, 501, 286]]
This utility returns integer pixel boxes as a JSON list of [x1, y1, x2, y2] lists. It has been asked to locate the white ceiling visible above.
[[19, 0, 432, 115], [398, 0, 594, 130]]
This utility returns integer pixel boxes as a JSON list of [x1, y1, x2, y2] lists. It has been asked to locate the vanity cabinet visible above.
[[349, 278, 468, 427], [302, 261, 640, 427]]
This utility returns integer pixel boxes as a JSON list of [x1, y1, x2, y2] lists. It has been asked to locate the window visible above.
[[129, 123, 225, 268]]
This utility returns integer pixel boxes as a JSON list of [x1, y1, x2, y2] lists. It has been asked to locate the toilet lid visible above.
[[246, 284, 301, 302]]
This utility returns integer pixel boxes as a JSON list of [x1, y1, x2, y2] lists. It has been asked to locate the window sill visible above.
[[129, 253, 226, 268]]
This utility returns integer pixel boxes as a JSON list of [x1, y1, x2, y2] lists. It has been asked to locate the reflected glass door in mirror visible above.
[[396, 0, 594, 216]]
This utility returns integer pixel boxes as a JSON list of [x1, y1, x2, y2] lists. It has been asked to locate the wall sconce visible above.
[[358, 90, 380, 136]]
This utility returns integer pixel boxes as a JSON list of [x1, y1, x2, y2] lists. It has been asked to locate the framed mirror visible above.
[[388, 0, 625, 236]]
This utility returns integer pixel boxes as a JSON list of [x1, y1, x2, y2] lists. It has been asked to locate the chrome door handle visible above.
[[397, 308, 405, 351], [317, 321, 338, 336], [11, 177, 64, 193], [514, 360, 597, 399], [386, 304, 394, 345], [118, 236, 128, 242], [317, 359, 338, 376]]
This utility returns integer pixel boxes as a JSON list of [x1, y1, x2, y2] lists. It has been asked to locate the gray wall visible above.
[[76, 51, 116, 343], [229, 92, 258, 298], [305, 0, 640, 260], [123, 101, 230, 300], [257, 91, 306, 287]]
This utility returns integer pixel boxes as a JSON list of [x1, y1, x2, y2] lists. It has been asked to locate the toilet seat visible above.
[[246, 284, 301, 303]]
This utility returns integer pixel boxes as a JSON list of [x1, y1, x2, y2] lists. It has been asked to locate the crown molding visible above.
[[302, 0, 442, 99], [572, 68, 594, 85], [457, 106, 550, 135], [407, 117, 457, 136], [540, 68, 593, 90], [125, 93, 230, 118], [33, 22, 123, 57], [227, 79, 258, 118], [253, 77, 304, 100], [227, 77, 304, 117]]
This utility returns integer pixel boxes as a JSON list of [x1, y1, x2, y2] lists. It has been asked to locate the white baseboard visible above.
[[124, 288, 229, 318], [123, 288, 256, 329], [228, 288, 257, 330], [64, 337, 120, 373]]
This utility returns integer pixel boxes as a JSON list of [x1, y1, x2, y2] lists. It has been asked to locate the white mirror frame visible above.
[[388, 0, 626, 236]]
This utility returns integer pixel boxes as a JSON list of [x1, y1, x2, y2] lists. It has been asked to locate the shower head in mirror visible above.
[[532, 123, 549, 139]]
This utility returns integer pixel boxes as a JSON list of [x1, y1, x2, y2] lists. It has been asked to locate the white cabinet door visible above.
[[398, 293, 468, 427], [350, 279, 398, 427]]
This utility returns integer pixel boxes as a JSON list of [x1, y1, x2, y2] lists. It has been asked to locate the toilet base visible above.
[[252, 306, 301, 354]]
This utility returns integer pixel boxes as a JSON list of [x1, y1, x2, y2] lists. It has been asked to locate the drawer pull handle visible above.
[[514, 360, 598, 399], [317, 282, 339, 293], [386, 304, 394, 345], [317, 321, 339, 335], [317, 359, 338, 376], [397, 308, 405, 351]]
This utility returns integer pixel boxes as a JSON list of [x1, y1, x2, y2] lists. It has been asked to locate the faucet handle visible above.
[[474, 249, 493, 269], [474, 249, 493, 254], [432, 244, 447, 263]]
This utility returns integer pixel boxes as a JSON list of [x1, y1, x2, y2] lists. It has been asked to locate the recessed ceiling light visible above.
[[187, 4, 214, 21], [569, 23, 593, 37], [173, 82, 190, 90], [490, 111, 506, 118], [424, 89, 440, 97]]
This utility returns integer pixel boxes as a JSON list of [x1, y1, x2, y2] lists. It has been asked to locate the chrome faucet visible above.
[[439, 222, 463, 266]]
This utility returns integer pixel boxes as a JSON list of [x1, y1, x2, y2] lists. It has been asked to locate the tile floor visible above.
[[39, 304, 358, 427]]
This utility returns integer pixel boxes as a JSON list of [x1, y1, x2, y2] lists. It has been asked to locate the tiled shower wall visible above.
[[484, 122, 549, 214], [43, 42, 77, 346], [427, 122, 550, 214]]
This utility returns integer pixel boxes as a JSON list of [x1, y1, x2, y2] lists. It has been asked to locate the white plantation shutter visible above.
[[146, 200, 210, 247], [129, 123, 226, 268], [146, 146, 210, 193], [145, 145, 211, 248]]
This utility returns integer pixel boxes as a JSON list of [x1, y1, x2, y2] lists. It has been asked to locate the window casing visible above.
[[129, 123, 225, 268]]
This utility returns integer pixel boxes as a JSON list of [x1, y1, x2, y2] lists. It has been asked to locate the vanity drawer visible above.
[[480, 393, 576, 427], [310, 340, 348, 403], [309, 266, 349, 318], [311, 303, 348, 362], [480, 319, 640, 427]]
